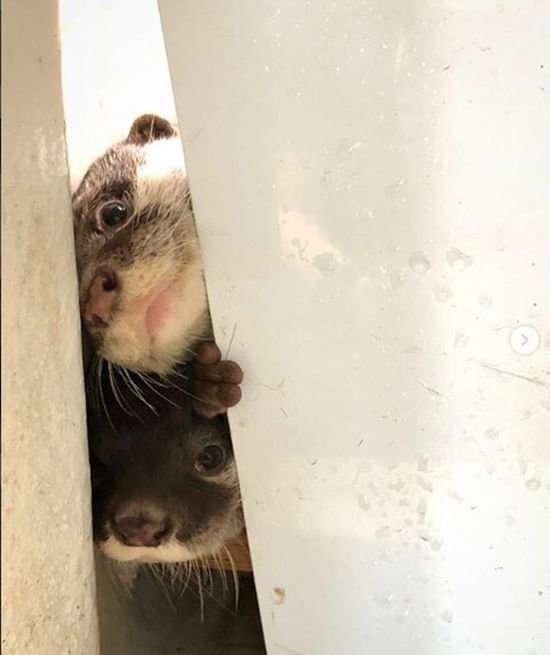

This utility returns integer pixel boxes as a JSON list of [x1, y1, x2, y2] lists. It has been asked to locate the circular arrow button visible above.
[[509, 325, 540, 355]]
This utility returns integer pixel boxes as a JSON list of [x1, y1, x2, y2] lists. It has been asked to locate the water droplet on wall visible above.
[[430, 537, 444, 551], [395, 609, 410, 624], [446, 248, 473, 271], [271, 587, 286, 605], [525, 476, 541, 491], [434, 285, 453, 302], [409, 252, 431, 275], [357, 493, 370, 511], [387, 178, 405, 196], [390, 270, 406, 289], [518, 459, 528, 475], [312, 252, 338, 276], [417, 476, 434, 492], [376, 525, 390, 539], [441, 610, 454, 623], [417, 454, 430, 472], [484, 427, 500, 440], [454, 332, 469, 348], [374, 593, 394, 607]]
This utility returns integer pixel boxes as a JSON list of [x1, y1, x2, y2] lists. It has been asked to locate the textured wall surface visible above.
[[2, 1, 99, 653]]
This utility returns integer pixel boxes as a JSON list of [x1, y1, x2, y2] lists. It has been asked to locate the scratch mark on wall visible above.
[[472, 360, 546, 387], [418, 381, 446, 399], [274, 643, 301, 655]]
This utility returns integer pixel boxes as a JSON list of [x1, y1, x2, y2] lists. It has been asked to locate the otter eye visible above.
[[195, 445, 226, 475], [99, 200, 128, 228]]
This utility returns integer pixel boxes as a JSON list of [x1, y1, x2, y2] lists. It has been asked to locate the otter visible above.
[[73, 114, 207, 375], [73, 114, 242, 416], [89, 376, 243, 564]]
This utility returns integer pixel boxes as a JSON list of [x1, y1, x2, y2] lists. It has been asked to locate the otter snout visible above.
[[111, 512, 171, 548], [84, 268, 118, 327]]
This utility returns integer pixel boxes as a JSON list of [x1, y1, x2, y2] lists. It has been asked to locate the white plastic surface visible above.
[[60, 0, 177, 187], [165, 2, 549, 653]]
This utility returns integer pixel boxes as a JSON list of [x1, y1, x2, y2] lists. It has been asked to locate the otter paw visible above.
[[191, 342, 244, 418]]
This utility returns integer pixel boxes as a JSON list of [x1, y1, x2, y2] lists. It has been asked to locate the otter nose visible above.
[[84, 269, 118, 327], [112, 513, 170, 548]]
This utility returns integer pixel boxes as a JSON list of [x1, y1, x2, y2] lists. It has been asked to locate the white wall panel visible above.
[[160, 2, 549, 653], [60, 0, 177, 187]]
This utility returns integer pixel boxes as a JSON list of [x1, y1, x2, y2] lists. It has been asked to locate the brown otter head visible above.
[[73, 115, 208, 375]]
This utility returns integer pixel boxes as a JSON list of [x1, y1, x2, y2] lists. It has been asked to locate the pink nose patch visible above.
[[112, 514, 170, 548], [84, 270, 118, 326]]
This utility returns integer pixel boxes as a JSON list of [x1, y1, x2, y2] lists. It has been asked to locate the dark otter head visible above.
[[73, 115, 208, 375], [90, 405, 243, 563]]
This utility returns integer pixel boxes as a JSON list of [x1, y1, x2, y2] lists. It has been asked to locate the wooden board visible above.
[[203, 531, 253, 573]]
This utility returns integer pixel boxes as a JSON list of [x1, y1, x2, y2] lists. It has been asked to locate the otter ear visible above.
[[126, 114, 177, 145]]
